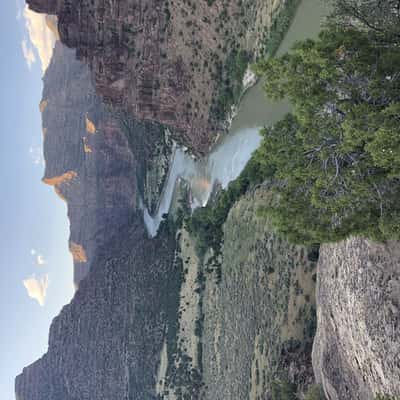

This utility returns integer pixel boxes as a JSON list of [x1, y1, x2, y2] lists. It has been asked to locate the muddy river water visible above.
[[144, 0, 331, 236]]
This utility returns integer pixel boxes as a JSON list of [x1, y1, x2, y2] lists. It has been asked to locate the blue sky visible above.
[[0, 2, 74, 399]]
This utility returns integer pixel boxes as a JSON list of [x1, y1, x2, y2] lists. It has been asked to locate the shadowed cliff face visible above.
[[313, 238, 400, 400], [26, 0, 276, 154], [15, 220, 178, 400], [42, 42, 168, 286]]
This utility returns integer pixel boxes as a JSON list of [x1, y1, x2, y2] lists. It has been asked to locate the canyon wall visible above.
[[16, 38, 181, 400], [313, 238, 400, 399], [15, 219, 178, 400], [27, 0, 282, 154], [41, 41, 170, 285]]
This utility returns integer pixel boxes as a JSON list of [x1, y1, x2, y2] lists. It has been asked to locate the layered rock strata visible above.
[[27, 0, 282, 154], [313, 238, 400, 400]]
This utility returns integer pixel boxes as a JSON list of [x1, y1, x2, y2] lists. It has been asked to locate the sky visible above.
[[0, 2, 74, 399]]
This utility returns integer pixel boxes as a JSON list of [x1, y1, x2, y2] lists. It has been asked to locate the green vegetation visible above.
[[375, 396, 400, 400], [261, 0, 300, 57], [161, 221, 205, 399], [189, 0, 400, 252], [305, 384, 326, 400], [271, 378, 297, 400], [190, 0, 305, 255], [187, 156, 272, 256], [270, 380, 326, 399], [253, 21, 400, 244], [212, 49, 251, 120], [211, 0, 301, 121]]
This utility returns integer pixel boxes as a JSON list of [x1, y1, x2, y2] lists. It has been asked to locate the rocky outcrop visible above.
[[313, 238, 400, 400], [15, 220, 178, 400], [27, 0, 281, 154], [41, 41, 169, 286]]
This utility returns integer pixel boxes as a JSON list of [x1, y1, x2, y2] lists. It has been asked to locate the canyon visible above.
[[15, 0, 400, 399]]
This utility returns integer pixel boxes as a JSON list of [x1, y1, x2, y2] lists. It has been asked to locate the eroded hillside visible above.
[[157, 186, 320, 399], [27, 0, 284, 154]]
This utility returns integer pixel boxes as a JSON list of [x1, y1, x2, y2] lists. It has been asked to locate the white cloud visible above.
[[29, 146, 44, 166], [36, 254, 47, 265], [30, 248, 47, 265], [23, 274, 49, 306], [23, 6, 57, 73], [21, 39, 36, 69]]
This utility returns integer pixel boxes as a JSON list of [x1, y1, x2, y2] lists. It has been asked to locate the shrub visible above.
[[271, 378, 297, 400], [305, 384, 326, 400], [187, 155, 273, 256]]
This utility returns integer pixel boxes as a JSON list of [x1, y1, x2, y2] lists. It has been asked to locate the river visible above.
[[144, 0, 331, 237]]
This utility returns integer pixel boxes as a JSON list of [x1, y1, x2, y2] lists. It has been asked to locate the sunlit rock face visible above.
[[313, 238, 400, 400], [26, 0, 278, 154]]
